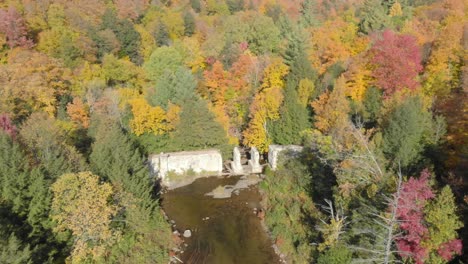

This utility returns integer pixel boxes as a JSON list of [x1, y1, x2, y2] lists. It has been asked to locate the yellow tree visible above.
[[311, 76, 351, 142], [0, 49, 71, 120], [50, 172, 119, 263], [129, 98, 168, 136], [243, 59, 289, 152], [343, 56, 373, 102], [298, 78, 315, 107], [309, 18, 368, 74], [423, 13, 465, 97]]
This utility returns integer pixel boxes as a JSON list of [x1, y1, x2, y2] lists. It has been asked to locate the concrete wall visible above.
[[149, 149, 223, 186], [268, 145, 304, 170]]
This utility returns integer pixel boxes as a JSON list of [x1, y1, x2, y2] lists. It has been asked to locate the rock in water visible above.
[[183, 229, 192, 238]]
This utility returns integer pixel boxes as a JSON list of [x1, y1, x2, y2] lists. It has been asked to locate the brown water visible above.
[[161, 176, 280, 264]]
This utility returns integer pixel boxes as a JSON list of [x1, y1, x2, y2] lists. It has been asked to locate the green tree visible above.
[[317, 244, 352, 264], [300, 0, 320, 27], [143, 46, 184, 83], [191, 0, 201, 13], [424, 186, 463, 262], [227, 0, 245, 13], [359, 0, 391, 34], [155, 21, 170, 47], [269, 84, 310, 145], [90, 121, 172, 263], [0, 132, 30, 217], [247, 14, 281, 55], [171, 98, 231, 157], [147, 66, 197, 109], [101, 9, 141, 63], [362, 86, 382, 125], [382, 96, 432, 167], [260, 157, 321, 263], [183, 12, 196, 36], [0, 233, 32, 264], [26, 169, 52, 237]]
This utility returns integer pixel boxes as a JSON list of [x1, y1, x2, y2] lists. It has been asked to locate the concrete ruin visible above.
[[149, 149, 223, 187], [268, 145, 304, 170], [231, 147, 244, 175], [248, 147, 263, 173]]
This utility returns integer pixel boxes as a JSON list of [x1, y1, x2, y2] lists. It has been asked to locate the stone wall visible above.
[[268, 145, 304, 170], [149, 149, 223, 187]]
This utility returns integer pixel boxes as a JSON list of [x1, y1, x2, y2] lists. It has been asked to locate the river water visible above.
[[161, 176, 280, 264]]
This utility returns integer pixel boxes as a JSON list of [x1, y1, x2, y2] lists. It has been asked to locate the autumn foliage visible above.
[[370, 30, 423, 96], [0, 113, 17, 138]]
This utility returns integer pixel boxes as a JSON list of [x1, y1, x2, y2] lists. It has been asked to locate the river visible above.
[[161, 175, 280, 264]]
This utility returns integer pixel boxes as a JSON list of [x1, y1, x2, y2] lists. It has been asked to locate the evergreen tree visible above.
[[424, 186, 463, 262], [183, 12, 196, 37], [269, 84, 310, 145], [26, 169, 52, 237], [300, 0, 320, 27], [191, 0, 201, 13], [359, 0, 391, 34], [90, 123, 154, 203], [0, 132, 30, 217], [101, 9, 141, 63], [155, 21, 170, 47], [226, 0, 244, 13], [278, 16, 309, 67], [171, 98, 231, 157], [317, 245, 352, 264], [0, 233, 32, 264], [382, 96, 432, 168], [362, 86, 382, 125], [90, 121, 172, 263], [147, 66, 197, 109]]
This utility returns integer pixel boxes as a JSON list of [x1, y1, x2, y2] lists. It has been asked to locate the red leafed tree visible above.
[[395, 169, 435, 264], [437, 239, 463, 261], [370, 30, 422, 96], [0, 113, 17, 139], [0, 7, 33, 49]]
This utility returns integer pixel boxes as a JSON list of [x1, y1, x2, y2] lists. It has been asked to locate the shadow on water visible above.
[[162, 176, 280, 264]]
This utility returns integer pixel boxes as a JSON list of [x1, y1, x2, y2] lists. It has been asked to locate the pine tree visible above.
[[191, 0, 201, 13], [155, 21, 170, 47], [359, 0, 391, 34], [0, 132, 30, 217], [171, 98, 231, 157], [90, 121, 172, 262], [424, 186, 463, 262], [183, 12, 196, 37], [90, 123, 153, 204], [147, 66, 197, 109], [27, 169, 52, 236], [382, 96, 432, 168], [300, 0, 320, 27], [0, 233, 32, 264], [269, 84, 310, 145], [317, 245, 352, 264]]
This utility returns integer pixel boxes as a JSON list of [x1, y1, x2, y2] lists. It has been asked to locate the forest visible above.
[[0, 0, 466, 263]]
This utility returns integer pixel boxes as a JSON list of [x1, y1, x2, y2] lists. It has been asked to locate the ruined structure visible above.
[[149, 149, 223, 187], [268, 145, 304, 170], [231, 147, 244, 175], [249, 147, 263, 173]]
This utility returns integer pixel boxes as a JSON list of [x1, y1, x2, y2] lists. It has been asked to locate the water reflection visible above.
[[162, 176, 279, 264]]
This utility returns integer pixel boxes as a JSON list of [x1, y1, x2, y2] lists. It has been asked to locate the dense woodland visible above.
[[0, 0, 466, 263]]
